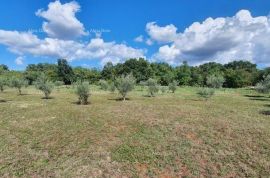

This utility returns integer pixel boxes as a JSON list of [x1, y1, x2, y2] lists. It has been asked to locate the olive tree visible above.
[[206, 75, 225, 88], [115, 74, 135, 101], [256, 75, 270, 94], [197, 87, 215, 100], [146, 78, 159, 97], [0, 77, 7, 92], [108, 82, 116, 93], [35, 74, 54, 99], [160, 86, 167, 94], [75, 82, 90, 105], [55, 81, 64, 91], [10, 77, 28, 95], [99, 80, 109, 91], [168, 81, 178, 93]]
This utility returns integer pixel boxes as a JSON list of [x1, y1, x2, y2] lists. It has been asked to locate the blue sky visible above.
[[0, 0, 270, 70]]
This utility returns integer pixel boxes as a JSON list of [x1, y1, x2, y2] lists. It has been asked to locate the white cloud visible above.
[[15, 56, 24, 65], [134, 35, 144, 42], [36, 0, 87, 40], [151, 10, 270, 66], [146, 22, 178, 43], [0, 30, 145, 65], [0, 1, 145, 66]]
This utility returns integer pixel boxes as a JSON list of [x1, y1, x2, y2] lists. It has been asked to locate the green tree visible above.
[[146, 78, 159, 97], [256, 75, 270, 94], [57, 59, 74, 85], [101, 62, 115, 81], [115, 74, 135, 101], [175, 61, 192, 85]]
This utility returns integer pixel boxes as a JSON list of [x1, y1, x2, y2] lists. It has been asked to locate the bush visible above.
[[35, 74, 54, 99], [99, 80, 109, 91], [0, 77, 7, 92], [139, 81, 146, 91], [168, 81, 178, 93], [75, 82, 90, 105], [206, 75, 225, 88], [197, 88, 215, 100], [115, 74, 135, 101], [146, 78, 159, 97], [10, 77, 28, 95], [160, 86, 167, 94]]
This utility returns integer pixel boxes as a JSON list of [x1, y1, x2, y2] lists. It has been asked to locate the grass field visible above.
[[0, 86, 269, 177]]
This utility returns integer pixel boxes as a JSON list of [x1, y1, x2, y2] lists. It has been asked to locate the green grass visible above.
[[0, 86, 269, 177]]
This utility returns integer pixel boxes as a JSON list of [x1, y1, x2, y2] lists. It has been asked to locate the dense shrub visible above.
[[168, 81, 178, 93], [35, 74, 54, 99], [206, 75, 225, 88], [10, 77, 28, 95], [146, 78, 159, 97], [99, 80, 109, 91], [75, 82, 90, 105], [115, 74, 135, 101], [197, 88, 215, 100]]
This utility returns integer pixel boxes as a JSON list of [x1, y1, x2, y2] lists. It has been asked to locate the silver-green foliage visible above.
[[168, 81, 178, 93], [206, 75, 225, 88], [160, 86, 167, 94], [99, 80, 109, 91], [35, 74, 54, 99], [256, 75, 270, 94], [146, 78, 159, 97], [10, 77, 28, 95], [115, 74, 135, 101], [197, 87, 215, 100], [0, 77, 7, 92], [75, 82, 90, 105]]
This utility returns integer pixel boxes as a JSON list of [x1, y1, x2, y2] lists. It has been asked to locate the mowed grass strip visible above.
[[0, 86, 269, 177]]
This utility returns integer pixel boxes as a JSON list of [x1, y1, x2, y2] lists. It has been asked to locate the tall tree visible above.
[[57, 59, 74, 85]]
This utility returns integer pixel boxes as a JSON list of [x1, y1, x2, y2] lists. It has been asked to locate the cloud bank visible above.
[[150, 10, 270, 65]]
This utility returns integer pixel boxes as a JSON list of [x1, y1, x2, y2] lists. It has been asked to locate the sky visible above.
[[0, 0, 270, 70]]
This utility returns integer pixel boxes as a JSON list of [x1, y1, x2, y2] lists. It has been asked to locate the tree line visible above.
[[0, 58, 269, 88]]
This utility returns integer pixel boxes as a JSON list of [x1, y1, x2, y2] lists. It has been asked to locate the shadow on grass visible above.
[[0, 99, 7, 103], [249, 98, 270, 101], [244, 94, 265, 98], [71, 101, 91, 105], [41, 97, 54, 100], [260, 110, 270, 115], [108, 97, 130, 101], [263, 104, 270, 107]]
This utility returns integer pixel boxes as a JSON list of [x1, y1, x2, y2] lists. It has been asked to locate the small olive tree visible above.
[[10, 77, 28, 95], [256, 75, 270, 94], [206, 75, 225, 88], [35, 74, 54, 99], [146, 78, 159, 97], [0, 77, 7, 92], [75, 82, 90, 105], [197, 87, 215, 100], [108, 82, 116, 93], [99, 80, 109, 91], [115, 74, 135, 101], [168, 81, 178, 93], [160, 86, 167, 94]]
